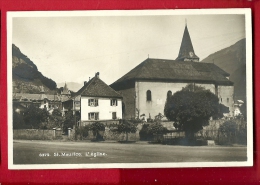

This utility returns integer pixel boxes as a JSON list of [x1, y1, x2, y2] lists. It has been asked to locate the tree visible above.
[[38, 108, 50, 129], [219, 120, 237, 144], [164, 84, 225, 140], [63, 110, 75, 133], [240, 100, 247, 120], [117, 120, 137, 141], [47, 109, 64, 129], [23, 104, 48, 129], [13, 110, 27, 129], [147, 120, 168, 143], [89, 122, 105, 141]]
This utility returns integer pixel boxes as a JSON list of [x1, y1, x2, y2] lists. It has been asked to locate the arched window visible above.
[[146, 90, 152, 101], [167, 90, 172, 98]]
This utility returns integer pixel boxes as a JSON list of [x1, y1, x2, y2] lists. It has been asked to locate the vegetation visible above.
[[23, 105, 49, 129], [76, 125, 90, 140], [89, 122, 105, 141], [13, 110, 28, 129], [63, 110, 80, 134], [164, 84, 226, 140], [117, 120, 137, 141], [139, 124, 153, 141], [218, 118, 247, 145], [47, 109, 64, 129]]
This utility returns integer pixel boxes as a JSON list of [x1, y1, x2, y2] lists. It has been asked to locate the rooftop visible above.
[[111, 58, 233, 87]]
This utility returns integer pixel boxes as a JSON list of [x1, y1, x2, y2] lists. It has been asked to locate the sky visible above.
[[11, 11, 246, 87]]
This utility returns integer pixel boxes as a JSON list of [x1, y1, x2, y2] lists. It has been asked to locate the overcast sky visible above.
[[12, 11, 246, 87]]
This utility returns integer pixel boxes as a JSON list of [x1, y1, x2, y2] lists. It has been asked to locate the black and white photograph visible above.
[[7, 9, 253, 169]]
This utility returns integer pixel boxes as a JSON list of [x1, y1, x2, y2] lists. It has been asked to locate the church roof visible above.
[[110, 58, 233, 86], [176, 25, 199, 61], [74, 76, 122, 99]]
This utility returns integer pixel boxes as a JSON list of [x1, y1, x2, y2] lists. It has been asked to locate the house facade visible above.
[[110, 24, 234, 119], [13, 86, 62, 114], [63, 73, 123, 126]]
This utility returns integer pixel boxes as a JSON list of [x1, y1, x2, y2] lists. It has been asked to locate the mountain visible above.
[[201, 38, 246, 101], [12, 44, 57, 94], [57, 82, 83, 92]]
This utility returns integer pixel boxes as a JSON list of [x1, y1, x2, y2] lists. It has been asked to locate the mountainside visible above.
[[201, 38, 246, 101], [12, 44, 57, 93], [57, 82, 83, 92]]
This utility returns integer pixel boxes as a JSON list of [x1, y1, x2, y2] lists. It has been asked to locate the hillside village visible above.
[[12, 23, 247, 145]]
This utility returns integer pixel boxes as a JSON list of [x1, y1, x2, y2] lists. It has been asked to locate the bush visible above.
[[13, 110, 29, 129], [117, 120, 137, 141], [89, 122, 105, 141], [139, 124, 153, 141], [76, 125, 89, 140], [147, 121, 168, 143], [218, 119, 247, 145]]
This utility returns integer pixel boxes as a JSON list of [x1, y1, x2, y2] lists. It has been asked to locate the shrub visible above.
[[218, 120, 237, 145], [76, 125, 89, 140], [139, 124, 153, 141], [147, 121, 168, 143], [89, 122, 105, 141], [117, 120, 137, 141]]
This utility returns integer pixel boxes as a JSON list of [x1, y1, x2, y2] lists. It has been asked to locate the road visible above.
[[13, 140, 247, 164]]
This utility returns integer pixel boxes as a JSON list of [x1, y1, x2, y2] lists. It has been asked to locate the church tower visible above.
[[176, 22, 200, 62]]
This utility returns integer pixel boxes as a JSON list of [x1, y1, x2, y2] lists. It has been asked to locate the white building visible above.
[[63, 73, 123, 126]]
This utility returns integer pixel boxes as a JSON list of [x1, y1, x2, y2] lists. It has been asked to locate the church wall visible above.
[[136, 81, 189, 119], [136, 81, 234, 119], [117, 87, 136, 119], [218, 85, 234, 116]]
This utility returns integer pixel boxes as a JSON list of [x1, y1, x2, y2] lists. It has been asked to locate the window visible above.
[[146, 90, 152, 101], [227, 98, 229, 103], [167, 90, 172, 98], [88, 99, 98, 107], [110, 99, 118, 106], [112, 112, 117, 119], [88, 112, 99, 120]]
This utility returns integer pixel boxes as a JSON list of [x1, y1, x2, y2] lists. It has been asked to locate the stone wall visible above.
[[13, 129, 55, 140]]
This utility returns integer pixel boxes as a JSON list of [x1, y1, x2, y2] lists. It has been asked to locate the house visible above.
[[62, 72, 123, 126], [110, 24, 234, 119], [13, 86, 62, 114]]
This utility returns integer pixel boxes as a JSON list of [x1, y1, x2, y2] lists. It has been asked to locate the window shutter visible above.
[[116, 99, 118, 106]]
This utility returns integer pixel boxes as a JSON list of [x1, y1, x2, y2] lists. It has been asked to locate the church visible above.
[[110, 24, 234, 120]]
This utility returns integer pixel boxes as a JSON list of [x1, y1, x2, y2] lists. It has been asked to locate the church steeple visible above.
[[176, 23, 199, 62]]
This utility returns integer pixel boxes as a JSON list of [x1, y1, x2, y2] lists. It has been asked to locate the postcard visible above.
[[8, 9, 253, 169]]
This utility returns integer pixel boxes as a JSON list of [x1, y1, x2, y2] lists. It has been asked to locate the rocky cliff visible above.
[[12, 44, 57, 93]]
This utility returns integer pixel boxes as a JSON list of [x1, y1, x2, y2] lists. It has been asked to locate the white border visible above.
[[7, 9, 253, 170]]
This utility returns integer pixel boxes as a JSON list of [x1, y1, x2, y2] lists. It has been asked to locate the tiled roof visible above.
[[13, 93, 61, 101], [111, 58, 233, 86], [75, 76, 122, 98]]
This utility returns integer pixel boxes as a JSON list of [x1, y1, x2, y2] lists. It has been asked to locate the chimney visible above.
[[95, 72, 100, 78], [84, 81, 88, 86]]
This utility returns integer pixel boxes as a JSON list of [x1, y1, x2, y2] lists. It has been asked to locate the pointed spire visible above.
[[176, 22, 199, 62], [40, 85, 45, 94]]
